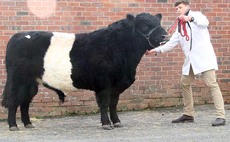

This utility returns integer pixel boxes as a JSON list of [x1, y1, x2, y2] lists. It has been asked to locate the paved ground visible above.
[[0, 104, 229, 142]]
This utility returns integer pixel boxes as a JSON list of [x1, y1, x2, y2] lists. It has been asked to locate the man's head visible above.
[[174, 0, 190, 15], [174, 0, 190, 7]]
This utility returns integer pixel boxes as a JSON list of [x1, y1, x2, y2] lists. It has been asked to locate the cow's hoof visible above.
[[59, 100, 64, 104], [25, 124, 35, 128], [102, 125, 114, 130], [114, 122, 123, 127], [9, 126, 20, 131]]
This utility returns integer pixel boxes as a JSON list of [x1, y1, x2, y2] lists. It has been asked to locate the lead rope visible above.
[[167, 18, 178, 35], [179, 19, 190, 41], [167, 18, 189, 41]]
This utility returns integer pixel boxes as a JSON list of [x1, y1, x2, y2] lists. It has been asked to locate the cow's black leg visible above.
[[3, 79, 20, 131], [8, 106, 19, 131], [109, 94, 122, 127], [96, 90, 112, 130], [20, 102, 34, 129], [20, 82, 38, 128]]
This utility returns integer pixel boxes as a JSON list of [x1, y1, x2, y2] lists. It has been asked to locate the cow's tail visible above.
[[1, 81, 9, 107], [1, 35, 16, 107]]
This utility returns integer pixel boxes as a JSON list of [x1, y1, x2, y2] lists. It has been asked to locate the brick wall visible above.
[[0, 0, 229, 119]]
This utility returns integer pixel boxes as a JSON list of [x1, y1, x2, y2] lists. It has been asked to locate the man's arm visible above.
[[146, 31, 180, 55], [190, 11, 209, 28]]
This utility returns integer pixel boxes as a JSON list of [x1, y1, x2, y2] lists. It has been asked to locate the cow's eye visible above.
[[141, 25, 148, 32]]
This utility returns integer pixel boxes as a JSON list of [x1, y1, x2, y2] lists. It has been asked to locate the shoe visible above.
[[212, 118, 226, 126], [172, 114, 194, 123]]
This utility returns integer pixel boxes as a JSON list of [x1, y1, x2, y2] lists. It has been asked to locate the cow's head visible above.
[[126, 13, 168, 50]]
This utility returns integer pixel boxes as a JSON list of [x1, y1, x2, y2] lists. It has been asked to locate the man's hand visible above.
[[145, 49, 157, 55], [178, 15, 192, 22]]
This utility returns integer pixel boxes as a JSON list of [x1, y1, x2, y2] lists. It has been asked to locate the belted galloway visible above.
[[1, 12, 167, 131]]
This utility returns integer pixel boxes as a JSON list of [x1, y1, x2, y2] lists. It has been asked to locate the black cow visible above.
[[1, 13, 167, 131]]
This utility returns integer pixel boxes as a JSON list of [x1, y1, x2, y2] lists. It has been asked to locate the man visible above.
[[146, 0, 226, 126]]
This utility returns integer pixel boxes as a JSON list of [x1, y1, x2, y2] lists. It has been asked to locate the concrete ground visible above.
[[0, 104, 229, 142]]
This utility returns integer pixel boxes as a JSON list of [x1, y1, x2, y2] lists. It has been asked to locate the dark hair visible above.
[[174, 0, 190, 7]]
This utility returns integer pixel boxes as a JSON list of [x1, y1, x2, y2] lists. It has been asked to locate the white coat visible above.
[[155, 10, 218, 75]]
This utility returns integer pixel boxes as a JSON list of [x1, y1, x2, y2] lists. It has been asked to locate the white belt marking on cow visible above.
[[42, 32, 77, 94]]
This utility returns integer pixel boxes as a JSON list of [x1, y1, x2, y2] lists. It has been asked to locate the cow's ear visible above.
[[126, 14, 135, 29], [126, 14, 135, 23], [155, 13, 162, 21]]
